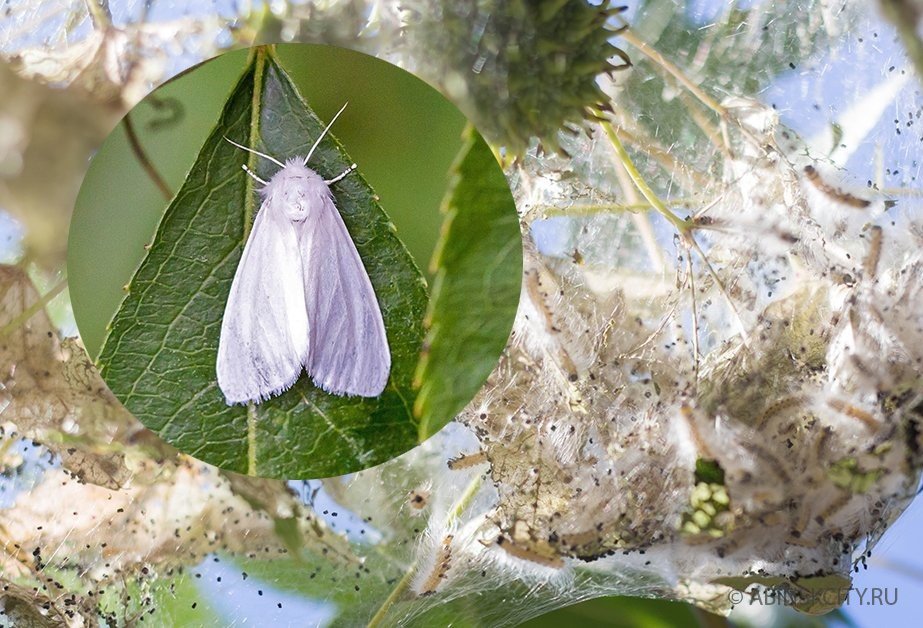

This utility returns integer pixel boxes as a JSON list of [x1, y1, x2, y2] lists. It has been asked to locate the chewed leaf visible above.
[[97, 48, 428, 478], [413, 126, 521, 439]]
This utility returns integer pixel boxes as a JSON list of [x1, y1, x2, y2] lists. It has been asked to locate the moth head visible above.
[[270, 161, 330, 221]]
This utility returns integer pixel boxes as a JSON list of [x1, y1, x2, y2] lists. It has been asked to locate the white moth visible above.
[[216, 103, 391, 405]]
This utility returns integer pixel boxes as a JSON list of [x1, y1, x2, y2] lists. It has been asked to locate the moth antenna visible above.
[[325, 163, 357, 185], [241, 164, 268, 185], [223, 136, 285, 168], [304, 101, 349, 166]]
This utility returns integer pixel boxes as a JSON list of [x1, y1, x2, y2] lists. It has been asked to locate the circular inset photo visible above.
[[69, 44, 521, 479]]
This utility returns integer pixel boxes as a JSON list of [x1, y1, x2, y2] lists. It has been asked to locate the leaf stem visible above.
[[539, 202, 650, 217], [84, 0, 112, 29], [123, 112, 173, 200], [677, 90, 731, 157], [0, 277, 67, 340], [686, 236, 750, 348], [610, 147, 668, 274], [243, 48, 271, 477], [881, 186, 923, 197], [538, 198, 699, 218], [614, 122, 713, 190], [685, 247, 700, 385], [600, 114, 749, 349], [244, 46, 269, 241], [599, 118, 691, 233]]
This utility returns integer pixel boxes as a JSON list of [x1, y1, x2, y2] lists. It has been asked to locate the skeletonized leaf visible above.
[[0, 265, 136, 489], [1, 263, 364, 622]]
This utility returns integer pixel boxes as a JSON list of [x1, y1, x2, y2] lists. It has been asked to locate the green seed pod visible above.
[[406, 0, 631, 154]]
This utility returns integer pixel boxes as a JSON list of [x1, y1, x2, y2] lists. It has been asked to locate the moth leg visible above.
[[241, 164, 268, 185], [325, 163, 357, 185]]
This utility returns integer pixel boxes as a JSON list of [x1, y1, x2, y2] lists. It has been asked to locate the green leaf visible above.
[[230, 552, 405, 628], [694, 458, 725, 485], [97, 47, 428, 478], [93, 566, 225, 625], [413, 126, 522, 439], [519, 596, 711, 628], [233, 552, 505, 628], [713, 573, 853, 615]]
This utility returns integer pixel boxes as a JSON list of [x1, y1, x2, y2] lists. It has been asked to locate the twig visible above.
[[614, 121, 714, 190], [539, 199, 695, 218], [686, 235, 750, 348], [84, 0, 112, 29], [599, 118, 691, 233], [880, 186, 923, 197], [602, 114, 751, 352], [610, 152, 668, 274], [0, 277, 68, 340], [122, 113, 173, 200], [686, 245, 701, 385], [677, 91, 731, 158]]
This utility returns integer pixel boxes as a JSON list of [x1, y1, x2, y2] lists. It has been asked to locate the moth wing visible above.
[[217, 200, 309, 404], [299, 194, 390, 397]]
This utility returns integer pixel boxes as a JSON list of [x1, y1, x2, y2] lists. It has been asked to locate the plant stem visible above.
[[610, 149, 668, 273], [538, 198, 701, 219], [123, 112, 173, 200], [678, 91, 731, 157], [686, 236, 750, 347], [84, 0, 111, 29], [600, 113, 750, 350], [881, 186, 923, 197], [242, 47, 272, 477], [0, 277, 67, 340], [539, 202, 650, 217], [614, 122, 713, 190], [599, 119, 691, 233]]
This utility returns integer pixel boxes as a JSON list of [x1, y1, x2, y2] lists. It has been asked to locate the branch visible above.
[[122, 112, 173, 201]]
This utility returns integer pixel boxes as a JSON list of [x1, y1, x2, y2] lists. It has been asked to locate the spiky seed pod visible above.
[[406, 0, 631, 154]]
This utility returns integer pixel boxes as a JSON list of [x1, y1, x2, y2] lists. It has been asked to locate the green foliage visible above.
[[694, 458, 726, 485], [97, 48, 428, 478], [414, 126, 522, 439], [410, 0, 630, 153], [520, 596, 710, 628], [101, 571, 226, 626], [241, 552, 686, 627], [827, 458, 883, 493], [229, 545, 409, 627]]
